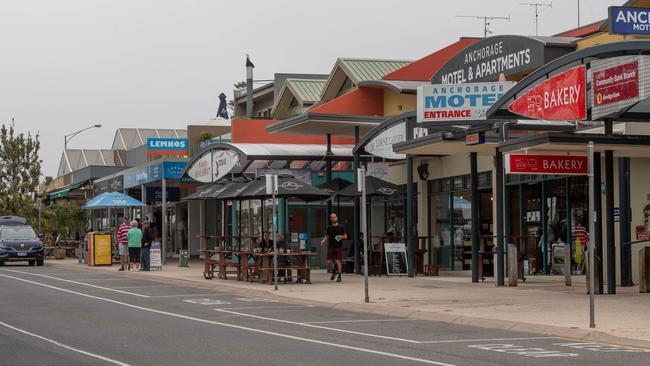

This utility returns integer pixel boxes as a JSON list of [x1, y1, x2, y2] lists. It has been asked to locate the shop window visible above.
[[478, 172, 491, 188], [440, 178, 451, 192], [453, 176, 464, 191]]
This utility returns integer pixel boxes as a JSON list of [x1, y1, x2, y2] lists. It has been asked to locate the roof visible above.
[[383, 38, 481, 81], [111, 128, 187, 151], [356, 80, 428, 94], [270, 79, 327, 117], [320, 58, 411, 102], [267, 112, 385, 137], [221, 143, 353, 160], [57, 149, 125, 177], [554, 20, 607, 38]]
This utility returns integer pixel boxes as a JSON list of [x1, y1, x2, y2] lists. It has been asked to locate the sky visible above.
[[0, 0, 622, 177]]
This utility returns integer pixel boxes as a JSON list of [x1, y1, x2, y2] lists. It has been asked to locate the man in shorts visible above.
[[320, 213, 347, 282], [116, 217, 130, 271]]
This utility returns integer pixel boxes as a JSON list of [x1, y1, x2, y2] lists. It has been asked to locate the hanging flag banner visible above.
[[505, 154, 588, 175], [417, 81, 514, 123], [508, 65, 586, 121], [590, 55, 650, 120]]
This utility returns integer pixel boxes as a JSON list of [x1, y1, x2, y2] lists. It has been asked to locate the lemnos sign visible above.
[[147, 138, 188, 156]]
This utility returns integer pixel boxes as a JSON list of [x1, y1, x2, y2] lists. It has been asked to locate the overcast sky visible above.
[[0, 0, 621, 176]]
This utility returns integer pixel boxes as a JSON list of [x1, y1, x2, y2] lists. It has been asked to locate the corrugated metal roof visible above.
[[287, 79, 326, 104], [338, 58, 412, 84]]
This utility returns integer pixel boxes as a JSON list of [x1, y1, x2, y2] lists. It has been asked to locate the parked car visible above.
[[0, 216, 44, 266]]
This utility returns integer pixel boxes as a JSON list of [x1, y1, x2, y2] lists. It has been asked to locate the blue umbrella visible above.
[[82, 192, 145, 209]]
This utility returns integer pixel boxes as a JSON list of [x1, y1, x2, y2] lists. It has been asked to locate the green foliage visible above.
[[233, 81, 246, 90], [199, 132, 214, 142], [0, 122, 42, 224], [42, 201, 86, 239]]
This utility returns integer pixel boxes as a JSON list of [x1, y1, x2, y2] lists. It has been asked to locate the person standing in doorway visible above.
[[140, 222, 153, 271], [117, 217, 130, 271], [321, 213, 347, 282], [127, 220, 142, 271]]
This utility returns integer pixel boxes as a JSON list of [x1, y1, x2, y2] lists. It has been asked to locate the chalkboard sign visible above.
[[384, 243, 408, 276]]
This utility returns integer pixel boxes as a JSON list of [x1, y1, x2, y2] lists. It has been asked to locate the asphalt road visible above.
[[0, 263, 648, 366]]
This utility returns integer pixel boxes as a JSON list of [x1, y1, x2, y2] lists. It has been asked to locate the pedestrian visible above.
[[140, 222, 153, 271], [257, 231, 273, 252], [117, 217, 130, 271], [127, 220, 142, 271], [320, 213, 347, 282]]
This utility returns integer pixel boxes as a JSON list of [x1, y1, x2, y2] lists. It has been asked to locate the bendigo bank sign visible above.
[[417, 82, 514, 122]]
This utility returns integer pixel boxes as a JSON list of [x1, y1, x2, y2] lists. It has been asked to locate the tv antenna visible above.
[[456, 15, 511, 38], [519, 2, 552, 36]]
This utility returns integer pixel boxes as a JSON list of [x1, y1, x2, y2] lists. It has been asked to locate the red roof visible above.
[[310, 87, 383, 116], [554, 20, 606, 38], [383, 38, 481, 81]]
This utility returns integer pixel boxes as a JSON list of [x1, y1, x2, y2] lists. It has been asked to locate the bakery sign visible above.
[[508, 65, 586, 121], [430, 35, 576, 84], [505, 154, 588, 175]]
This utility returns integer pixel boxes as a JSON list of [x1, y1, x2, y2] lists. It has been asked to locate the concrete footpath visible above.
[[50, 259, 650, 349]]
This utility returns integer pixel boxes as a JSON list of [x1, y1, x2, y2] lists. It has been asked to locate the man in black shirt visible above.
[[320, 213, 347, 282], [140, 222, 153, 271]]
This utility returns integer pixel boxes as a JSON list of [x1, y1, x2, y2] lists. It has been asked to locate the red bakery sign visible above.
[[593, 60, 638, 106], [508, 65, 586, 120], [505, 154, 588, 175]]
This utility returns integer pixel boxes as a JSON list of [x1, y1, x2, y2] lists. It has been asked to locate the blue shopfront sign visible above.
[[146, 138, 188, 156], [145, 187, 180, 204], [609, 6, 650, 35], [124, 161, 187, 188]]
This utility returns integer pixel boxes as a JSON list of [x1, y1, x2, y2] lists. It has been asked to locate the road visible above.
[[0, 263, 648, 366]]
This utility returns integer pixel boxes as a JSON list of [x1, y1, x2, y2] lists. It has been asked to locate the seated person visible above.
[[257, 231, 273, 252]]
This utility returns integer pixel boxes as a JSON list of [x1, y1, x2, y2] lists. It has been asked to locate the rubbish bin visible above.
[[179, 250, 189, 267]]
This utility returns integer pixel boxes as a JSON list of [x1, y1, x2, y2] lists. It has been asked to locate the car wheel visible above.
[[29, 260, 35, 266], [36, 260, 44, 266]]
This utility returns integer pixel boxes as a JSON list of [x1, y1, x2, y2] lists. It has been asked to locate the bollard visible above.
[[507, 243, 518, 287], [564, 244, 572, 286], [639, 247, 650, 293]]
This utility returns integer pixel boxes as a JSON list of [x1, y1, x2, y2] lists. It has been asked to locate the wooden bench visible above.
[[259, 266, 318, 284]]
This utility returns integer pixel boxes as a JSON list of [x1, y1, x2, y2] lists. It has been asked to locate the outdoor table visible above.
[[253, 251, 317, 284], [200, 247, 219, 279], [210, 249, 249, 280]]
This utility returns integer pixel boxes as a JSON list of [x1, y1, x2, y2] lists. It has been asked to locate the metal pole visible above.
[[605, 119, 616, 294], [37, 198, 42, 235], [353, 126, 361, 274], [359, 167, 369, 303], [588, 142, 596, 328], [594, 152, 604, 294], [406, 155, 415, 277], [162, 178, 167, 265], [470, 152, 479, 283], [271, 174, 278, 291], [619, 157, 632, 286]]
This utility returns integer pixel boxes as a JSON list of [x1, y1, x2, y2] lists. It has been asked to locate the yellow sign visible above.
[[94, 234, 113, 265]]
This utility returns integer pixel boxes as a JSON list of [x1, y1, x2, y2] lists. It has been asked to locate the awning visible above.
[[48, 180, 89, 200], [498, 133, 650, 158], [357, 80, 429, 94], [393, 133, 499, 156], [266, 112, 385, 137]]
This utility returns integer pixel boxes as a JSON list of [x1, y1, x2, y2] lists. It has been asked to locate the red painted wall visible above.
[[311, 87, 383, 116]]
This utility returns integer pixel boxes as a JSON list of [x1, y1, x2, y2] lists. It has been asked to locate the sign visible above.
[[150, 242, 162, 269], [123, 162, 188, 188], [418, 82, 514, 122], [508, 65, 586, 121], [431, 35, 575, 84], [465, 132, 485, 146], [145, 187, 180, 205], [94, 176, 124, 195], [257, 169, 311, 184], [366, 162, 389, 181], [364, 122, 428, 159], [609, 6, 650, 36], [93, 234, 112, 266], [614, 207, 620, 223], [213, 150, 240, 181], [505, 154, 588, 175], [384, 243, 408, 276], [591, 56, 650, 120], [146, 138, 188, 156], [187, 151, 213, 183]]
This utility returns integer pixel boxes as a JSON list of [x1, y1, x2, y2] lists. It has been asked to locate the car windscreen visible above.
[[0, 226, 37, 240]]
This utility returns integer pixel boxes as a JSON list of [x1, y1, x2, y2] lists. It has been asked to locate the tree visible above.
[[0, 122, 42, 223]]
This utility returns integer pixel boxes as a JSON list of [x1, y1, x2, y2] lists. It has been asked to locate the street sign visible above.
[[465, 132, 485, 146], [508, 65, 586, 121], [609, 6, 650, 36], [417, 82, 514, 122], [505, 154, 588, 175]]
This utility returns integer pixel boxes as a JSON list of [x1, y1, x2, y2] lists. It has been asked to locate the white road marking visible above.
[[149, 294, 231, 298], [233, 297, 281, 303], [419, 337, 557, 344], [0, 269, 149, 298], [215, 308, 421, 344], [304, 319, 418, 324], [0, 273, 457, 366], [468, 344, 579, 358], [554, 342, 650, 353], [184, 299, 232, 306], [112, 285, 178, 289], [218, 305, 305, 310], [0, 321, 132, 366]]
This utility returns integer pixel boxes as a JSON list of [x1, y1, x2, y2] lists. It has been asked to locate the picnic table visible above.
[[253, 251, 317, 284], [201, 248, 249, 280]]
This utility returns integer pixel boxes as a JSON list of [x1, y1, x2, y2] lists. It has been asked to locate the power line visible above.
[[519, 2, 552, 36], [456, 15, 511, 38]]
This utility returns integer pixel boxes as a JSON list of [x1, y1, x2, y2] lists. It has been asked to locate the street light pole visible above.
[[64, 124, 103, 149]]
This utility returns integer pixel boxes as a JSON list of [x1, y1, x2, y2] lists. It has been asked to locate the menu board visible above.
[[150, 242, 162, 269], [384, 243, 408, 276]]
